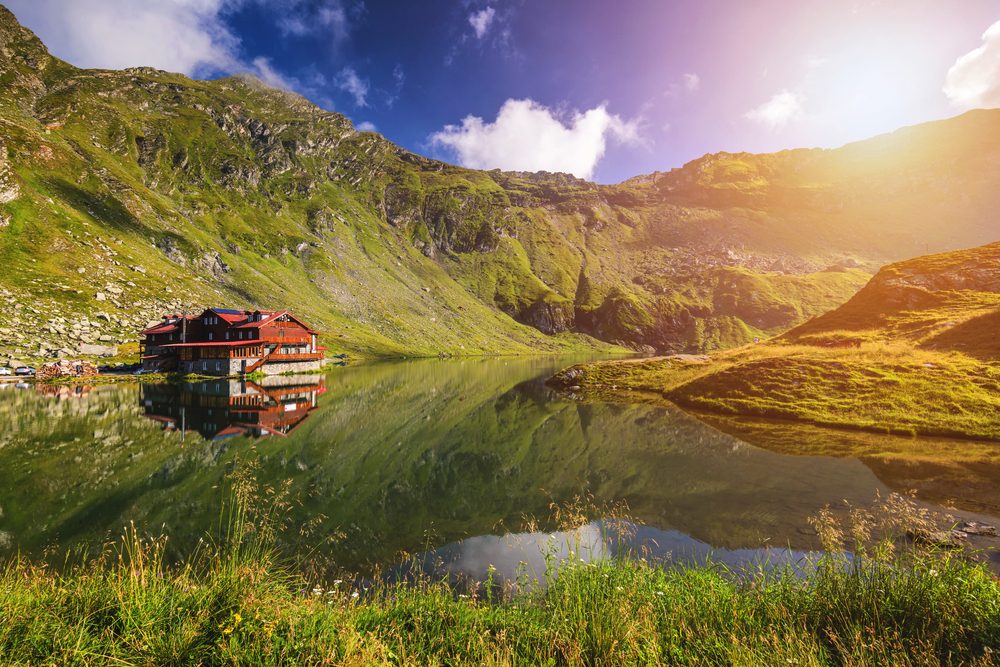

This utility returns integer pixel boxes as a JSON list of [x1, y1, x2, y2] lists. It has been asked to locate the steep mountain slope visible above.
[[785, 242, 1000, 359], [1, 4, 998, 359], [554, 242, 1000, 439]]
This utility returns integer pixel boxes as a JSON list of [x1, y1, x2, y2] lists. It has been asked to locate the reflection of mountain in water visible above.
[[698, 413, 1000, 516], [0, 359, 996, 575], [141, 375, 326, 440]]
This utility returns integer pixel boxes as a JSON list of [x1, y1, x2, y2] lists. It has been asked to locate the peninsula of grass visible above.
[[554, 342, 1000, 441]]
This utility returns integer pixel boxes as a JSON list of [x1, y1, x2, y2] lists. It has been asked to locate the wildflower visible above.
[[233, 612, 242, 624], [351, 591, 360, 599], [656, 591, 664, 596]]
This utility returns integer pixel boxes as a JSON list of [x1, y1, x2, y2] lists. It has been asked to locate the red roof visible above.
[[142, 322, 180, 335], [144, 308, 319, 338], [233, 310, 285, 328], [203, 308, 247, 324], [232, 310, 318, 334], [142, 314, 197, 335]]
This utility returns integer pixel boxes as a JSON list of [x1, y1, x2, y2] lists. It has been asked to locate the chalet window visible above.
[[215, 361, 222, 372], [225, 332, 230, 340], [208, 332, 214, 341], [202, 361, 208, 371]]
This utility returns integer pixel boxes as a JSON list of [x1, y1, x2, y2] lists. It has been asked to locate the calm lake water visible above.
[[1, 357, 998, 579]]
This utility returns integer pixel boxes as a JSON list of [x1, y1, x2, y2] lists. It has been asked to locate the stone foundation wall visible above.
[[259, 360, 322, 375]]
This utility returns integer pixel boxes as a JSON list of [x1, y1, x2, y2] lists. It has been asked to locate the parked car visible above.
[[14, 366, 35, 376], [0, 367, 11, 376]]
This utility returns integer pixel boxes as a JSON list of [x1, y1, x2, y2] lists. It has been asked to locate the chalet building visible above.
[[140, 308, 324, 376], [141, 375, 326, 439]]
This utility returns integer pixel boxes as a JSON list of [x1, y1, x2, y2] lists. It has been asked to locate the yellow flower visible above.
[[234, 612, 243, 624]]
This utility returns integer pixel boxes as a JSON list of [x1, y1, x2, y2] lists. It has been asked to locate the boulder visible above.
[[78, 343, 117, 357]]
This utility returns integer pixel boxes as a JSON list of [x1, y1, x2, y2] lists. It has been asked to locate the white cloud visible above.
[[5, 0, 359, 102], [335, 67, 368, 107], [468, 7, 496, 39], [744, 90, 804, 130], [944, 20, 1000, 108], [275, 0, 350, 39], [5, 0, 240, 75], [250, 56, 296, 91], [355, 121, 377, 132], [664, 72, 700, 98], [430, 99, 641, 179]]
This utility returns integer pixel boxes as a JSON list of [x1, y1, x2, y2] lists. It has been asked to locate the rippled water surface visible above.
[[1, 358, 998, 577]]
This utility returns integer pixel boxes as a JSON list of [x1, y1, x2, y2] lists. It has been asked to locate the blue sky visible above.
[[7, 0, 1000, 182]]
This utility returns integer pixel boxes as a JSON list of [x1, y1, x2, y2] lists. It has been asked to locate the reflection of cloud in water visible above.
[[401, 520, 819, 588], [434, 523, 611, 583]]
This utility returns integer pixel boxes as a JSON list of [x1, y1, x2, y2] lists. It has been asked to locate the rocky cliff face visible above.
[[0, 4, 998, 359]]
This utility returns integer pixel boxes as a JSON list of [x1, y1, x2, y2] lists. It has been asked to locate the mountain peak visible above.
[[0, 3, 49, 61]]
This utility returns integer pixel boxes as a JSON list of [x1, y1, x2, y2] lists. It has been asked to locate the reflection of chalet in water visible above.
[[141, 375, 326, 440], [140, 308, 324, 375]]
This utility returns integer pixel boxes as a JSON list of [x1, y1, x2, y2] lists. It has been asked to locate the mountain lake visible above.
[[1, 357, 998, 583]]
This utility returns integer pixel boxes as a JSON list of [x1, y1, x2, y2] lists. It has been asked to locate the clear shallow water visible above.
[[0, 357, 998, 578]]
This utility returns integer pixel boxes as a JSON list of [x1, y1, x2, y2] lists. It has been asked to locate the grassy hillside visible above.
[[1, 5, 999, 360], [786, 242, 1000, 357], [554, 243, 1000, 440]]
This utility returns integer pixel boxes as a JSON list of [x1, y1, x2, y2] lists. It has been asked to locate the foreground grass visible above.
[[1, 529, 999, 664], [556, 342, 1000, 440], [1, 546, 998, 665]]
